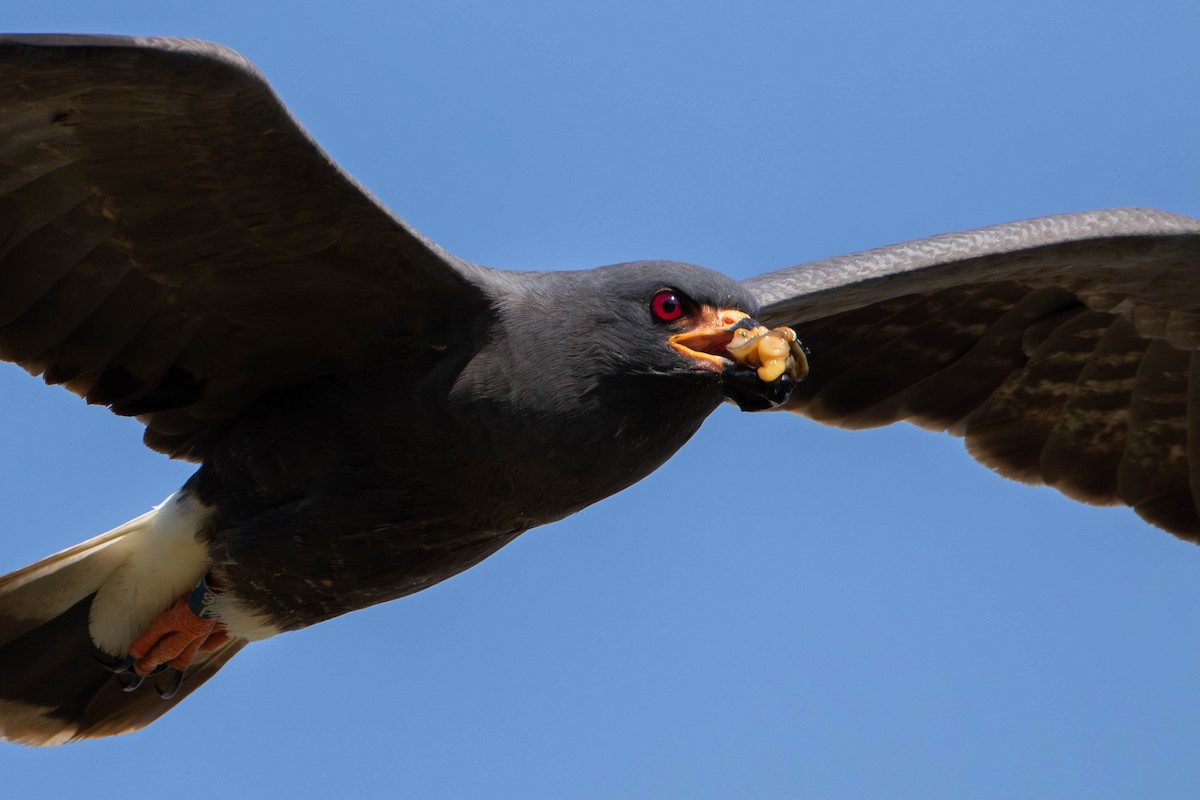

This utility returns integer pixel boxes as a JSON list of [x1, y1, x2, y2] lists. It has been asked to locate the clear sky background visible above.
[[1, 2, 1198, 798]]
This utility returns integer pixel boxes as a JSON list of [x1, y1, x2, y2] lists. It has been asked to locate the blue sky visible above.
[[1, 1, 1198, 797]]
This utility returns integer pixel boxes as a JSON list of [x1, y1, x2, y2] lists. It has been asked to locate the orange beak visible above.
[[667, 308, 751, 373]]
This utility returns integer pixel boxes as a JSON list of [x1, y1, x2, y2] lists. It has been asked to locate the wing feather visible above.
[[745, 208, 1200, 540], [1022, 310, 1120, 502], [1117, 340, 1194, 533], [0, 35, 485, 460]]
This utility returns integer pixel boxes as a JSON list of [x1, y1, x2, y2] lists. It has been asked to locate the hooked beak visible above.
[[668, 308, 809, 412]]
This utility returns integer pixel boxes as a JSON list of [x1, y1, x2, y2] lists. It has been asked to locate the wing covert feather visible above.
[[0, 35, 485, 460], [744, 208, 1200, 540]]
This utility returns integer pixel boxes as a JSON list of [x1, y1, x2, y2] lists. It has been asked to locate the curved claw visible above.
[[119, 672, 147, 692], [157, 669, 186, 700], [91, 647, 133, 674]]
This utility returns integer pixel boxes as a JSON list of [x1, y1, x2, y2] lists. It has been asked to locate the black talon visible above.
[[119, 672, 147, 692], [91, 646, 133, 674], [157, 669, 186, 700]]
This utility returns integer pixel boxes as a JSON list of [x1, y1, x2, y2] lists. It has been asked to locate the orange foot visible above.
[[92, 579, 234, 698], [128, 593, 231, 677]]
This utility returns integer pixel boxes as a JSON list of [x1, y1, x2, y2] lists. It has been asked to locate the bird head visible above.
[[484, 261, 807, 414]]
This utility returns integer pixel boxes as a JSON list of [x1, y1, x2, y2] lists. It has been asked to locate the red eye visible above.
[[651, 290, 685, 322]]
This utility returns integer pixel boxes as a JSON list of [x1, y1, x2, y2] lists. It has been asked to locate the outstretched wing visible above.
[[742, 208, 1200, 539], [0, 35, 484, 460]]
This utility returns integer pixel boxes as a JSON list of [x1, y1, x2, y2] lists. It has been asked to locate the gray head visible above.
[[471, 259, 800, 420]]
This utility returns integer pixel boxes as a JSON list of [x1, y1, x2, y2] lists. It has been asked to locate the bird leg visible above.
[[127, 593, 230, 677], [127, 608, 230, 698], [90, 575, 232, 695], [93, 574, 233, 696]]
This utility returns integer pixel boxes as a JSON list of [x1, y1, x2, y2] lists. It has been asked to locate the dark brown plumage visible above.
[[746, 211, 1200, 535], [0, 33, 479, 459], [0, 35, 1197, 745]]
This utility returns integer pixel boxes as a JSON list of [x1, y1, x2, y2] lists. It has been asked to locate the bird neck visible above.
[[448, 362, 722, 528]]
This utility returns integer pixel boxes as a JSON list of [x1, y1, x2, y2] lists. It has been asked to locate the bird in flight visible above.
[[0, 34, 1196, 746]]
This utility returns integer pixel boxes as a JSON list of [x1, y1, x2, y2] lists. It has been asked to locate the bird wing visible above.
[[0, 34, 484, 460], [741, 207, 1200, 539]]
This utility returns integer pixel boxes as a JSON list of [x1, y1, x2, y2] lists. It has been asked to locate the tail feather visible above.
[[73, 638, 244, 742], [0, 505, 241, 746], [0, 512, 149, 647]]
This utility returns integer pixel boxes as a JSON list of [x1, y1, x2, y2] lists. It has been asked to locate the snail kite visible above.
[[0, 35, 1197, 745]]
